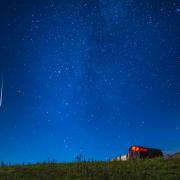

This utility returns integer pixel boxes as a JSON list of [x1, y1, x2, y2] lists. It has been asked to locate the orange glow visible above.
[[132, 146, 140, 151], [131, 146, 148, 152], [132, 146, 136, 151]]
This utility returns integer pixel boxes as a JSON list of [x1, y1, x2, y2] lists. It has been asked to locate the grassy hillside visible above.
[[0, 158, 179, 180]]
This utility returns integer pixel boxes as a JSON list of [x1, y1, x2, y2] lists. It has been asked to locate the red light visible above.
[[140, 148, 148, 152], [131, 146, 149, 152]]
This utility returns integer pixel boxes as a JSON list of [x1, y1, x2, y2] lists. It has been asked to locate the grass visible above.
[[0, 158, 179, 179]]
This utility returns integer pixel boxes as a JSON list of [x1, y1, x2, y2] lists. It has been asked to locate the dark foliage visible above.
[[0, 158, 179, 179]]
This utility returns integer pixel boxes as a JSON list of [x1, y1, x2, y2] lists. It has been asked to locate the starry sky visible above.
[[0, 0, 180, 164]]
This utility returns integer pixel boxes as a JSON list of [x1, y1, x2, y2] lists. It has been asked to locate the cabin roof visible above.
[[129, 145, 162, 151]]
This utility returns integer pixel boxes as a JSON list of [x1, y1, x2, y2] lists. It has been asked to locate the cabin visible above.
[[128, 145, 163, 160], [111, 145, 163, 161]]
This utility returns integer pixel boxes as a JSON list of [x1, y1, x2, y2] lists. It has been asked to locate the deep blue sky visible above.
[[0, 0, 180, 164]]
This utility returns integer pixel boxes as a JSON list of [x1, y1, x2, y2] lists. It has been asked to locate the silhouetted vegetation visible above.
[[0, 158, 179, 179]]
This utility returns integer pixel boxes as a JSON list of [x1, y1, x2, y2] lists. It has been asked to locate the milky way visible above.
[[0, 0, 180, 163]]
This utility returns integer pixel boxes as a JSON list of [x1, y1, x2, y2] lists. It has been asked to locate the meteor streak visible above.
[[0, 76, 3, 108]]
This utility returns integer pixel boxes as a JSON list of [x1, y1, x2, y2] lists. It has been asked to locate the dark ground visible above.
[[0, 158, 180, 179]]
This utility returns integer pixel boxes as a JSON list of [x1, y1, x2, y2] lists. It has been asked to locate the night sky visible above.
[[0, 0, 180, 164]]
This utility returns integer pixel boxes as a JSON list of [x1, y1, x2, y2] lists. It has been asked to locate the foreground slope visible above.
[[0, 158, 179, 179]]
